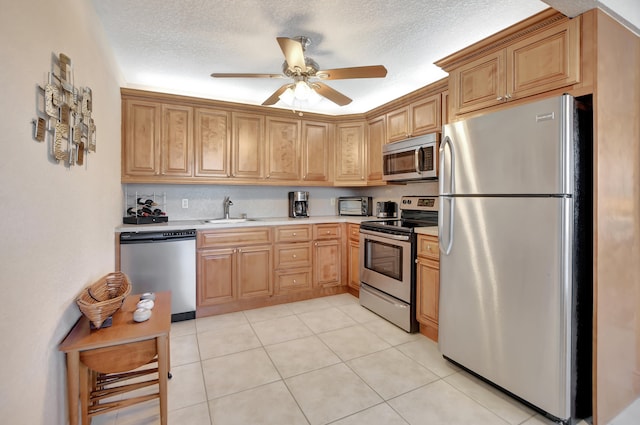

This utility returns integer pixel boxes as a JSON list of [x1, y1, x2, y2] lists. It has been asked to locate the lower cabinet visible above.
[[416, 234, 440, 341], [196, 223, 348, 316], [347, 224, 360, 292], [274, 225, 313, 294], [197, 227, 273, 308], [313, 224, 343, 288]]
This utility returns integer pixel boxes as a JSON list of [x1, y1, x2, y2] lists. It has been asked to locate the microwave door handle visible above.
[[414, 148, 422, 174]]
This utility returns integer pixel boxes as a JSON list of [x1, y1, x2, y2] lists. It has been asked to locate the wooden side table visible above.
[[60, 291, 171, 425]]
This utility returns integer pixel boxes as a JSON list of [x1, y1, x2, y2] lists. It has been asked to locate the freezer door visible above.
[[438, 196, 573, 420], [440, 95, 574, 196]]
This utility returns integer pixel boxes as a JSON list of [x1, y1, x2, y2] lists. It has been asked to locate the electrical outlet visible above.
[[181, 199, 188, 208], [330, 197, 335, 206]]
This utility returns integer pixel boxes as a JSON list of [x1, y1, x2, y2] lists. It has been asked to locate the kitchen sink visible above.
[[201, 218, 256, 224]]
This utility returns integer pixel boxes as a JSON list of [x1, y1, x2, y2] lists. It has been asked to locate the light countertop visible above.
[[116, 215, 377, 233], [116, 215, 439, 237]]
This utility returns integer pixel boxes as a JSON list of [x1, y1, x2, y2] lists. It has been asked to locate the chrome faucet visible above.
[[223, 196, 233, 219]]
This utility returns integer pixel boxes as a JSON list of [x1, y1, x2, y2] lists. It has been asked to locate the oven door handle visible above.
[[360, 229, 411, 241]]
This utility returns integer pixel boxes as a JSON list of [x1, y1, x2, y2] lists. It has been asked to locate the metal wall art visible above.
[[32, 53, 96, 168]]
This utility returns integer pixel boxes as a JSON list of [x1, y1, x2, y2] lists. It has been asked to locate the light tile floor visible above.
[[91, 293, 596, 425]]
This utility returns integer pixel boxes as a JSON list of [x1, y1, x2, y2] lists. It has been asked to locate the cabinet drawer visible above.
[[417, 235, 439, 260], [275, 268, 312, 293], [274, 242, 312, 269], [347, 223, 360, 241], [197, 227, 272, 248], [313, 223, 342, 240], [274, 225, 311, 243]]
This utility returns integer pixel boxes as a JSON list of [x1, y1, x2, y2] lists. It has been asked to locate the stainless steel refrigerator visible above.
[[438, 94, 592, 424]]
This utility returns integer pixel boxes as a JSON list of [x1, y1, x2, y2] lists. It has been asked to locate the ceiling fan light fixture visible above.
[[293, 81, 312, 100]]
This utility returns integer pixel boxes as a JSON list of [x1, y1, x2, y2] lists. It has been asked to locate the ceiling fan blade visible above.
[[262, 84, 292, 106], [211, 73, 284, 79], [316, 65, 388, 80], [276, 37, 306, 71], [313, 82, 352, 106]]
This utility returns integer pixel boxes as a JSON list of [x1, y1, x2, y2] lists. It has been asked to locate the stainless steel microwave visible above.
[[338, 196, 372, 216], [382, 133, 439, 181]]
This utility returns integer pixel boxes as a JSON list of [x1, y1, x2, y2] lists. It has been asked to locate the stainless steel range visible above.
[[359, 196, 438, 332]]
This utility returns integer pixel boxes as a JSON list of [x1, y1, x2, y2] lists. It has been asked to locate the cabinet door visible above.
[[452, 50, 506, 115], [367, 116, 385, 182], [335, 122, 365, 184], [195, 107, 230, 177], [410, 93, 441, 136], [347, 238, 360, 290], [197, 248, 236, 306], [123, 100, 160, 176], [441, 90, 449, 125], [161, 104, 193, 177], [266, 117, 300, 181], [302, 121, 331, 182], [416, 257, 439, 341], [231, 112, 264, 179], [237, 245, 273, 298], [507, 19, 581, 100], [386, 107, 409, 142], [313, 239, 341, 287]]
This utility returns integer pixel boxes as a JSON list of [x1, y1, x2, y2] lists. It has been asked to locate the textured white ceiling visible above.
[[91, 0, 601, 115]]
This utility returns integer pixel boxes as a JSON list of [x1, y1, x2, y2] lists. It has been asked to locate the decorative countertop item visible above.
[[133, 307, 152, 323]]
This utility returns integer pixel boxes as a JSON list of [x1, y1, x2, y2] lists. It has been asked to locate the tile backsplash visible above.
[[123, 182, 439, 220]]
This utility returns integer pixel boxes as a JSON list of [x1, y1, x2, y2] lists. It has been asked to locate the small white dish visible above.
[[133, 307, 152, 322], [137, 299, 154, 310], [140, 292, 156, 301]]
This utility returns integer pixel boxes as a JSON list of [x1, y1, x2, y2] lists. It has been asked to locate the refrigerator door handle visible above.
[[439, 196, 455, 255], [439, 135, 455, 195]]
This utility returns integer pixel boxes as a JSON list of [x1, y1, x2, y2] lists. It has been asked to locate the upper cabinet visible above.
[[386, 93, 441, 143], [334, 121, 366, 185], [436, 10, 585, 119], [366, 115, 385, 183], [301, 120, 332, 183], [122, 99, 161, 177], [265, 116, 300, 181], [194, 107, 230, 178], [161, 104, 193, 177], [231, 112, 265, 179]]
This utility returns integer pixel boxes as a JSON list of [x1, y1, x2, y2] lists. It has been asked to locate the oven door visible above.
[[359, 229, 413, 302]]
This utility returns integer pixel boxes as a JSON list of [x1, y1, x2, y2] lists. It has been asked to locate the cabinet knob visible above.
[[293, 233, 296, 236], [496, 96, 504, 101], [326, 230, 331, 234], [427, 245, 432, 251], [293, 254, 297, 258], [505, 94, 512, 100], [293, 279, 297, 284]]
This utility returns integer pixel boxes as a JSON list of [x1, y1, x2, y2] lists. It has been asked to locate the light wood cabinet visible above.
[[301, 120, 331, 183], [197, 227, 273, 307], [334, 121, 366, 185], [441, 15, 581, 117], [313, 223, 343, 288], [194, 107, 230, 178], [274, 224, 313, 294], [161, 104, 193, 177], [386, 93, 441, 143], [266, 117, 300, 181], [366, 116, 385, 183], [346, 224, 360, 292], [122, 99, 160, 177], [416, 234, 439, 341], [231, 112, 265, 179]]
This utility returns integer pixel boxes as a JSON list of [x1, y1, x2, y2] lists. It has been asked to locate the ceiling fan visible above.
[[211, 36, 387, 107]]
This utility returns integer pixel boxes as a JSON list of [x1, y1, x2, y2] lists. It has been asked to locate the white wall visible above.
[[0, 0, 123, 423]]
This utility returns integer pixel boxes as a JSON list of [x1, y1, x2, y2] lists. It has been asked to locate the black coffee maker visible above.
[[288, 191, 309, 218]]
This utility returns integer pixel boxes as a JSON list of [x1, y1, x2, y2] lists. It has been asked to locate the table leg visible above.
[[79, 363, 89, 424], [157, 334, 169, 425], [66, 351, 80, 425]]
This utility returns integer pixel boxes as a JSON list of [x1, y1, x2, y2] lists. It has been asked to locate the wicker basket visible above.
[[76, 272, 132, 329]]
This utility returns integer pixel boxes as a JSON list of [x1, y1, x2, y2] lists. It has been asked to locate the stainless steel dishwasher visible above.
[[120, 229, 196, 322]]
